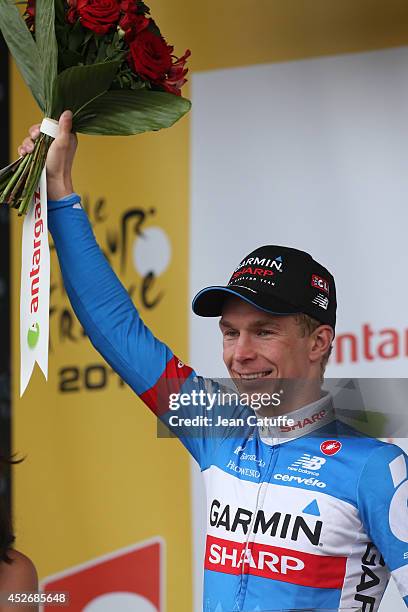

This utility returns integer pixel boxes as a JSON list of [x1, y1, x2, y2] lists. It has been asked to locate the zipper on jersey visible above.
[[233, 440, 280, 611]]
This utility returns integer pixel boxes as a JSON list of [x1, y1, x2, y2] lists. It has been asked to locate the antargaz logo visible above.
[[27, 322, 40, 349]]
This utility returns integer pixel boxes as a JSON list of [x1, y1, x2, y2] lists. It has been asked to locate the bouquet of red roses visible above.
[[0, 0, 191, 214]]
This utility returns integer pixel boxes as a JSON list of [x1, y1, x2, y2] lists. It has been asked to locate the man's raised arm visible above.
[[18, 112, 225, 467], [22, 111, 187, 397]]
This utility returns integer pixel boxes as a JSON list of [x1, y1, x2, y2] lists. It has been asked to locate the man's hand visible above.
[[18, 110, 78, 200]]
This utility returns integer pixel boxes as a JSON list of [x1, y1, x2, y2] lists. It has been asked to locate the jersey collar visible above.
[[258, 392, 335, 446]]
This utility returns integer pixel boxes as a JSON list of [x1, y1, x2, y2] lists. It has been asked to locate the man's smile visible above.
[[232, 369, 274, 380]]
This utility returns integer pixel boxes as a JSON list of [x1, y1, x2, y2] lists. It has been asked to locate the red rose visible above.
[[119, 12, 149, 43], [24, 0, 35, 30], [66, 0, 78, 24], [120, 0, 142, 12], [128, 29, 172, 82], [76, 0, 121, 36], [162, 49, 191, 96]]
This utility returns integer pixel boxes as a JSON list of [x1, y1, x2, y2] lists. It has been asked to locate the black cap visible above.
[[192, 245, 336, 330]]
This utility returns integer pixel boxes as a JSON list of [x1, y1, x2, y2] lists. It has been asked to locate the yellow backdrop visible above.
[[11, 1, 408, 610]]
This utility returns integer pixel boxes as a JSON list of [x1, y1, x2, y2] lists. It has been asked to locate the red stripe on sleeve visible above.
[[140, 356, 194, 416]]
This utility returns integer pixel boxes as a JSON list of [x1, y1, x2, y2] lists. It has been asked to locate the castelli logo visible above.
[[320, 440, 342, 456]]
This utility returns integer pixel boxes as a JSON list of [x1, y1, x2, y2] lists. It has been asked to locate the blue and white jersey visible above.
[[197, 405, 408, 612], [49, 194, 408, 612]]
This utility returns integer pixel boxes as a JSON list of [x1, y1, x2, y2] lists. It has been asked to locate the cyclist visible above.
[[18, 111, 408, 611]]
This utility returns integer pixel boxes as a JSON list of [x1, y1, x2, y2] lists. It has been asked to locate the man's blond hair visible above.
[[294, 313, 333, 380]]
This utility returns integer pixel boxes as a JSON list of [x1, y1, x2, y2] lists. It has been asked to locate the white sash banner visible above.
[[20, 167, 50, 396]]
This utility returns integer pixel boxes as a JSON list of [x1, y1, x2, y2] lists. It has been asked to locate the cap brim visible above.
[[192, 285, 301, 317]]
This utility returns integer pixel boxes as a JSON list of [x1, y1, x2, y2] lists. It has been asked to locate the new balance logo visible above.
[[291, 454, 326, 471]]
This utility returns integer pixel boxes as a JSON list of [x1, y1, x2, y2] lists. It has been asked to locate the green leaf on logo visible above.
[[27, 322, 40, 349]]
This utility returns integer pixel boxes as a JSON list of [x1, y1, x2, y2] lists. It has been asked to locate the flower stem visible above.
[[8, 157, 32, 208], [18, 135, 50, 215], [0, 172, 13, 195], [0, 153, 31, 204]]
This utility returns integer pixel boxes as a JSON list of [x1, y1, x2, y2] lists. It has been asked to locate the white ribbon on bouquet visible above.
[[19, 118, 58, 396]]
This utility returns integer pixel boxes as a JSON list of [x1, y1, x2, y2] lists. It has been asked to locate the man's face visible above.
[[220, 297, 317, 395]]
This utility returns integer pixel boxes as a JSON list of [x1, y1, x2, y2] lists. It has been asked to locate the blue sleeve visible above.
[[47, 194, 224, 467], [357, 443, 408, 607]]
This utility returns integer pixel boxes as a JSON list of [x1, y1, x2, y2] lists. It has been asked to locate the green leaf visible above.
[[82, 30, 94, 46], [51, 60, 121, 119], [54, 0, 65, 26], [73, 89, 191, 135], [35, 0, 58, 115], [55, 23, 68, 51], [0, 0, 44, 110], [68, 19, 85, 52], [61, 49, 83, 70]]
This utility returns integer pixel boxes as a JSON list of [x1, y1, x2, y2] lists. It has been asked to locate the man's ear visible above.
[[309, 325, 334, 363]]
